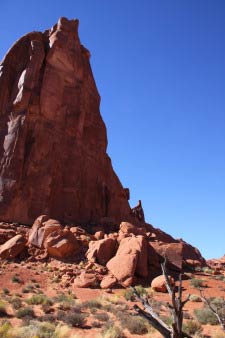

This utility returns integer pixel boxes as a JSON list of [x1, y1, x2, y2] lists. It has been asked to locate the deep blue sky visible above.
[[1, 1, 224, 259]]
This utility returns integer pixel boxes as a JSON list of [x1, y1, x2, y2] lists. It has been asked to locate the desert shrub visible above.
[[190, 294, 202, 302], [183, 320, 202, 335], [160, 315, 173, 326], [92, 320, 101, 328], [118, 312, 148, 334], [215, 275, 225, 281], [2, 288, 9, 295], [22, 285, 34, 293], [0, 301, 7, 317], [55, 293, 76, 310], [0, 321, 12, 337], [9, 296, 22, 309], [94, 312, 109, 322], [16, 307, 35, 319], [135, 285, 147, 296], [202, 267, 213, 274], [26, 294, 53, 306], [54, 324, 71, 338], [82, 299, 102, 309], [148, 298, 164, 315], [8, 320, 56, 338], [11, 275, 22, 283], [194, 307, 219, 325], [123, 286, 147, 301], [63, 312, 86, 327], [102, 321, 124, 338], [190, 278, 205, 289], [41, 314, 55, 322], [123, 288, 135, 301]]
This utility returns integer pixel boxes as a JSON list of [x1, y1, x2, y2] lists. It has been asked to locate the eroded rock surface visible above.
[[0, 17, 132, 225]]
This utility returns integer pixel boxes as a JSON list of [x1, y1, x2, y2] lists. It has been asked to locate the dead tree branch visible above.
[[132, 260, 192, 338], [199, 289, 225, 331]]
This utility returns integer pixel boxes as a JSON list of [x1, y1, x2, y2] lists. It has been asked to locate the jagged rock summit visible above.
[[0, 17, 132, 225]]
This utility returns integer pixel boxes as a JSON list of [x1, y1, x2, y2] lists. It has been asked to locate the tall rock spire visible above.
[[0, 17, 132, 225]]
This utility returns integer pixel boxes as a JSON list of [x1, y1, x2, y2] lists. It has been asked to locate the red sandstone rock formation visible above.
[[0, 18, 206, 274], [0, 17, 132, 225]]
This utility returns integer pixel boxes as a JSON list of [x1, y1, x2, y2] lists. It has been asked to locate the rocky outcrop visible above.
[[0, 17, 132, 225], [106, 236, 148, 286], [44, 229, 80, 258], [86, 238, 117, 265], [0, 234, 26, 259], [28, 215, 62, 248]]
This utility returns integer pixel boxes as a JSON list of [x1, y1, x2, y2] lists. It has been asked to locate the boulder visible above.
[[106, 236, 148, 286], [86, 238, 117, 265], [0, 234, 26, 259], [28, 216, 62, 248], [107, 253, 137, 286], [151, 275, 175, 293], [150, 242, 183, 271], [100, 274, 117, 289], [73, 272, 98, 288], [44, 229, 80, 258]]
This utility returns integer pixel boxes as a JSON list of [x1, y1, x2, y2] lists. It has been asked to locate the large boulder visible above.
[[100, 274, 117, 289], [44, 229, 80, 258], [150, 242, 183, 271], [106, 236, 148, 286], [86, 238, 117, 265], [28, 216, 62, 248], [151, 275, 175, 293], [73, 272, 98, 288], [0, 234, 26, 259]]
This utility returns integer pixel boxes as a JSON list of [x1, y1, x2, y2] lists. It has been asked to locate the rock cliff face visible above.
[[0, 17, 132, 224]]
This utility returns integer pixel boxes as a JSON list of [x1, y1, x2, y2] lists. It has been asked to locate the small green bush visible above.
[[16, 307, 35, 319], [194, 307, 218, 325], [55, 293, 77, 311], [8, 320, 56, 338], [2, 288, 9, 295], [22, 284, 34, 293], [0, 321, 12, 337], [64, 312, 86, 327], [9, 296, 22, 309], [26, 294, 53, 306], [190, 278, 205, 289], [11, 275, 22, 283], [190, 294, 202, 302], [215, 275, 225, 281], [123, 288, 135, 301], [82, 299, 102, 309], [94, 312, 110, 322], [183, 320, 202, 335], [117, 312, 148, 334], [160, 315, 173, 326], [102, 321, 124, 338]]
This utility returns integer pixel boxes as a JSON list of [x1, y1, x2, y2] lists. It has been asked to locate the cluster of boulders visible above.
[[0, 216, 206, 292]]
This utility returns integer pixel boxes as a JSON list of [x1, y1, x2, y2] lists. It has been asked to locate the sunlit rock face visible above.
[[0, 17, 132, 225]]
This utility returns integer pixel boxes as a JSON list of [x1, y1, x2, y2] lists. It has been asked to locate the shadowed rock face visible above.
[[0, 17, 132, 225]]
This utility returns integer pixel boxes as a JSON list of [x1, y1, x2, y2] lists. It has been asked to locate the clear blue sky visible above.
[[1, 1, 224, 259]]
